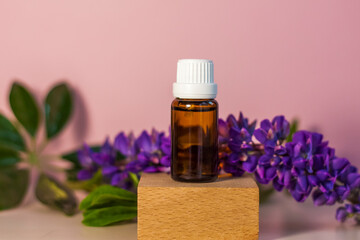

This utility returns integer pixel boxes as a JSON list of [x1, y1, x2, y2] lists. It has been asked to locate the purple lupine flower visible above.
[[346, 172, 360, 189], [280, 131, 332, 202], [159, 135, 171, 169], [76, 129, 171, 191], [254, 116, 290, 154], [92, 138, 116, 167], [312, 189, 337, 206], [254, 154, 280, 184], [111, 171, 136, 190], [345, 203, 360, 214], [220, 113, 257, 177], [218, 118, 230, 145], [132, 130, 171, 173], [91, 138, 123, 184], [251, 116, 290, 186], [218, 112, 256, 145], [336, 207, 348, 222], [336, 203, 360, 223], [114, 132, 136, 158], [77, 144, 98, 180], [135, 130, 162, 153], [222, 153, 245, 177], [273, 156, 292, 189], [254, 120, 277, 150], [228, 125, 253, 151], [73, 112, 360, 223], [272, 116, 290, 142]]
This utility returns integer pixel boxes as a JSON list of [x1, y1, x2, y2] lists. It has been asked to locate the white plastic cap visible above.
[[173, 59, 217, 99]]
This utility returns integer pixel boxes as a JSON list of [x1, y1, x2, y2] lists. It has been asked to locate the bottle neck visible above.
[[176, 97, 215, 101]]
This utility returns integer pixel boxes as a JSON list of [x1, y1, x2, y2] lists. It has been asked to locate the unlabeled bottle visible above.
[[171, 59, 219, 182]]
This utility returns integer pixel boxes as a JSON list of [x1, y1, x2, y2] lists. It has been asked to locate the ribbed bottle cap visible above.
[[173, 59, 217, 99]]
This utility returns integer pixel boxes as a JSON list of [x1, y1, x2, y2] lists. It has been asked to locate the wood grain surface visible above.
[[138, 173, 259, 240]]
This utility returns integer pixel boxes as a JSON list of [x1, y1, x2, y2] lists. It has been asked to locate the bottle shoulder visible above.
[[171, 98, 218, 111]]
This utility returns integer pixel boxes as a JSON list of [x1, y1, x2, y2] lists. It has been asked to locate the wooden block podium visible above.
[[138, 173, 259, 240]]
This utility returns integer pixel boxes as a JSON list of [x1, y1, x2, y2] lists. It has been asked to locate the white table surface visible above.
[[0, 192, 359, 240]]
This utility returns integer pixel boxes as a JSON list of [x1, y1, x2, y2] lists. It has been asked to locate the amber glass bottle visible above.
[[171, 99, 218, 182], [171, 59, 219, 182]]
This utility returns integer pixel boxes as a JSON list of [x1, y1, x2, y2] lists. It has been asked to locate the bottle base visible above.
[[171, 174, 218, 183]]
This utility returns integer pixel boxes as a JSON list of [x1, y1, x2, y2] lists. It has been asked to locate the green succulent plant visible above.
[[0, 81, 77, 215]]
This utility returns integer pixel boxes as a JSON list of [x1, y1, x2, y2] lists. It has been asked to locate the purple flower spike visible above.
[[280, 169, 292, 187], [313, 190, 327, 206], [136, 130, 160, 153], [297, 175, 309, 193], [77, 169, 94, 180], [346, 173, 360, 189], [345, 204, 355, 214], [325, 192, 337, 205], [223, 157, 245, 177], [272, 116, 290, 141], [335, 185, 350, 201], [143, 166, 158, 173], [102, 166, 118, 176], [218, 119, 229, 144], [291, 190, 307, 202], [254, 116, 290, 155], [273, 177, 284, 191], [74, 112, 360, 224], [218, 112, 256, 147], [160, 155, 171, 167], [308, 175, 319, 187], [230, 127, 252, 143], [160, 138, 171, 156], [114, 132, 135, 157], [336, 207, 348, 222], [331, 158, 350, 171], [76, 144, 98, 180], [254, 127, 271, 146], [354, 204, 360, 212], [92, 138, 116, 166], [226, 114, 238, 129], [242, 156, 258, 173], [78, 144, 95, 168], [265, 167, 277, 180], [111, 172, 126, 184]]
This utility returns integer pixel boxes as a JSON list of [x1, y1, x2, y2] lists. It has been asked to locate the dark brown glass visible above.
[[171, 98, 219, 182]]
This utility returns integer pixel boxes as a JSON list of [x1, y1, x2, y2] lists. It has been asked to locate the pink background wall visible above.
[[0, 1, 359, 165]]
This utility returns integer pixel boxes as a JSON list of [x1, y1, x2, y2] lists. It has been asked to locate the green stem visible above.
[[28, 151, 40, 167]]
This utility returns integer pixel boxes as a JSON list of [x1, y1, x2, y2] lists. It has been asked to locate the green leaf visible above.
[[9, 82, 40, 137], [286, 119, 299, 143], [0, 168, 29, 210], [87, 194, 137, 210], [0, 114, 26, 151], [44, 83, 73, 139], [66, 170, 104, 192], [82, 206, 137, 227], [62, 151, 81, 169], [80, 185, 137, 211], [128, 172, 139, 188], [0, 147, 21, 167], [35, 173, 77, 215]]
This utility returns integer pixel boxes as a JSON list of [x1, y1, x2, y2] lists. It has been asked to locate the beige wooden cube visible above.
[[138, 173, 259, 240]]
